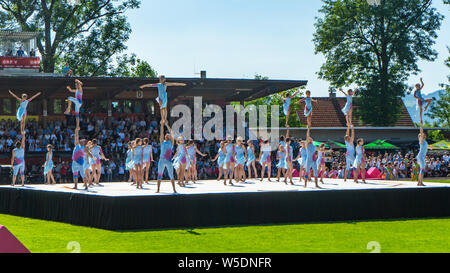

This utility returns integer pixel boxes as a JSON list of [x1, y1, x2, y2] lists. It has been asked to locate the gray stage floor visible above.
[[0, 178, 448, 197]]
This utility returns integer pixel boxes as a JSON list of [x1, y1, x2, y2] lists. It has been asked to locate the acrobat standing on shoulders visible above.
[[282, 89, 300, 127], [339, 88, 356, 126], [299, 90, 318, 128], [9, 90, 41, 133], [414, 78, 433, 126], [64, 79, 84, 130], [140, 75, 187, 126]]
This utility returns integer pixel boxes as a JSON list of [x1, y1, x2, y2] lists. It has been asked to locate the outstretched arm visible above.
[[9, 90, 21, 101], [28, 92, 41, 102], [140, 83, 159, 89], [165, 82, 187, 87], [420, 78, 424, 90], [339, 88, 348, 96]]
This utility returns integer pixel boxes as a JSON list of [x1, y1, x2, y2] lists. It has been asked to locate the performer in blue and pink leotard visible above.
[[125, 141, 136, 183], [282, 89, 300, 127], [224, 139, 236, 185], [353, 139, 366, 184], [339, 88, 355, 126], [11, 131, 26, 187], [71, 128, 89, 190], [414, 78, 433, 126], [43, 144, 56, 185], [65, 79, 84, 130], [9, 90, 41, 133], [259, 140, 272, 182], [143, 138, 154, 184], [246, 141, 258, 179], [299, 90, 317, 128], [276, 145, 287, 183], [156, 123, 177, 193], [186, 140, 207, 184], [304, 127, 319, 188], [317, 143, 332, 184], [284, 138, 294, 185], [234, 137, 247, 183], [140, 76, 187, 126], [416, 126, 428, 187], [133, 138, 144, 189], [91, 139, 108, 186], [173, 137, 190, 187], [212, 141, 227, 181]]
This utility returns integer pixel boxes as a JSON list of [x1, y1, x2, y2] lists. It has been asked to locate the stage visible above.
[[0, 179, 449, 230]]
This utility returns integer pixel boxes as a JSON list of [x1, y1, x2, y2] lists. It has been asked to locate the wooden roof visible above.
[[0, 75, 307, 102], [296, 97, 415, 128]]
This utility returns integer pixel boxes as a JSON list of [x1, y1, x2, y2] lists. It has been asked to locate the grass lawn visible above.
[[424, 179, 450, 184], [1, 214, 449, 253], [399, 178, 450, 184]]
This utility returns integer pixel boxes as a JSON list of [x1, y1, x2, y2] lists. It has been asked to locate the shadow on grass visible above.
[[113, 216, 450, 234]]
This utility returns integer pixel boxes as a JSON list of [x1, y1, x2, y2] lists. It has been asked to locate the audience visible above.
[[0, 115, 448, 183]]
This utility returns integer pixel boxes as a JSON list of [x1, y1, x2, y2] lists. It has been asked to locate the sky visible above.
[[125, 0, 450, 97]]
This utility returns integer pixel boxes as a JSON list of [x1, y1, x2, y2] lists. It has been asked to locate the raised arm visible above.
[[21, 131, 26, 149], [339, 88, 348, 96], [9, 90, 21, 101], [74, 128, 80, 146], [166, 124, 174, 146], [75, 79, 83, 91], [350, 125, 355, 143], [160, 123, 164, 143], [28, 92, 41, 102], [420, 78, 424, 89]]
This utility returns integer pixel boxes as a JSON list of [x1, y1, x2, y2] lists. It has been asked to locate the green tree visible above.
[[242, 74, 305, 127], [104, 54, 157, 78], [426, 48, 450, 128], [0, 0, 140, 73], [313, 0, 443, 126]]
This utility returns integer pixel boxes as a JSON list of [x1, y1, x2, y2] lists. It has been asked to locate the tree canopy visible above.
[[0, 0, 140, 75], [313, 0, 443, 126]]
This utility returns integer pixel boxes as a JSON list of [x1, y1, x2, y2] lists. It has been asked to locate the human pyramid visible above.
[[9, 77, 431, 191]]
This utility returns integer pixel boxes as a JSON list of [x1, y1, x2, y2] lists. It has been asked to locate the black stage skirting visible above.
[[0, 187, 449, 230]]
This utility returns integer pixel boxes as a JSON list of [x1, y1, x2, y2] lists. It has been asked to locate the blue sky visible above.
[[125, 0, 450, 97]]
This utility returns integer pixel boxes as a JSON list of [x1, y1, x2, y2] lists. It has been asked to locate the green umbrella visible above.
[[364, 140, 400, 150], [429, 140, 450, 150], [328, 140, 346, 148], [313, 141, 329, 149]]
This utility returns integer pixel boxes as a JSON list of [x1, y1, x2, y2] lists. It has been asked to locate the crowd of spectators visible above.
[[0, 115, 448, 183], [3, 47, 36, 57]]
